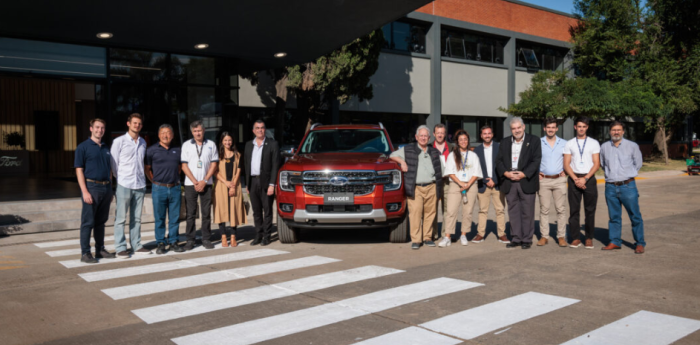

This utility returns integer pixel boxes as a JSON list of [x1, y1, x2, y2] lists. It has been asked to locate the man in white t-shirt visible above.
[[563, 116, 600, 249], [181, 120, 219, 250]]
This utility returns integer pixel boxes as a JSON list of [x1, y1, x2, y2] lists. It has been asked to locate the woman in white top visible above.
[[440, 129, 483, 247]]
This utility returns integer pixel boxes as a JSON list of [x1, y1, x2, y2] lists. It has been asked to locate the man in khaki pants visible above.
[[538, 118, 568, 247], [390, 125, 444, 250], [473, 125, 509, 243]]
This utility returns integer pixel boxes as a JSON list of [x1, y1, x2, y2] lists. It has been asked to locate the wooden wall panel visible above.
[[0, 76, 78, 173]]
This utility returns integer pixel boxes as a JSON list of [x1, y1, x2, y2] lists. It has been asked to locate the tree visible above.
[[243, 29, 385, 137], [503, 0, 699, 163]]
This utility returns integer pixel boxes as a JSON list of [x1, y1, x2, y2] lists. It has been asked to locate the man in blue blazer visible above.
[[473, 125, 509, 244]]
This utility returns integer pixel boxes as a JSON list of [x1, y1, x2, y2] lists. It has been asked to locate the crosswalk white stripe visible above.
[[171, 277, 483, 345], [102, 256, 341, 300], [34, 231, 157, 248], [132, 265, 404, 324], [78, 249, 288, 282], [420, 292, 580, 340], [45, 235, 191, 257], [560, 310, 700, 345], [59, 243, 235, 268], [351, 327, 461, 345]]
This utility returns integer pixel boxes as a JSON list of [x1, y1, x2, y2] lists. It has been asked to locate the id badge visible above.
[[461, 172, 467, 180], [197, 160, 203, 169], [576, 160, 585, 170]]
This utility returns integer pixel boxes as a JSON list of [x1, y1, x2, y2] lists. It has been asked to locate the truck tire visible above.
[[277, 214, 299, 243], [389, 215, 410, 243]]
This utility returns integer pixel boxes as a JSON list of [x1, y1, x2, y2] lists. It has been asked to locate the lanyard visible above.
[[461, 151, 468, 171], [576, 137, 587, 163], [195, 142, 204, 160]]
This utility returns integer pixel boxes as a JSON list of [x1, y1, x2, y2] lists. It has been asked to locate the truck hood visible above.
[[282, 152, 398, 171]]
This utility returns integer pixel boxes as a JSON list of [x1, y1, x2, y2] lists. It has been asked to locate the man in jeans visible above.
[[74, 118, 116, 263], [111, 113, 149, 258], [145, 124, 184, 254], [600, 121, 646, 254], [181, 120, 219, 250]]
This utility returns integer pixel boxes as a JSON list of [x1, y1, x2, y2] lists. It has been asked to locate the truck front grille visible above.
[[303, 184, 375, 196]]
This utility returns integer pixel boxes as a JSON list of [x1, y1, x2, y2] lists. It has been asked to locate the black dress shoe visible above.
[[156, 243, 167, 255], [81, 253, 98, 264], [521, 243, 532, 249], [171, 243, 185, 252], [202, 240, 215, 249], [261, 237, 271, 246], [251, 237, 262, 246], [506, 242, 522, 248], [96, 249, 116, 259], [183, 241, 195, 251]]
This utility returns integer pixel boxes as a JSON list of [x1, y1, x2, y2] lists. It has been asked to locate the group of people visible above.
[[391, 116, 646, 254], [74, 115, 278, 263]]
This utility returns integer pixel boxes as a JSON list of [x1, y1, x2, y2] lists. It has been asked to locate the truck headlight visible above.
[[279, 171, 301, 192], [378, 169, 401, 191]]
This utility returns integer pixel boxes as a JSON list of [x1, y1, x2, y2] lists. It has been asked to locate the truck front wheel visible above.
[[277, 214, 300, 243], [389, 214, 410, 243]]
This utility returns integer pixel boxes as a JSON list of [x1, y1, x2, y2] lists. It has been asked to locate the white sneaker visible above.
[[438, 237, 451, 247], [460, 235, 469, 246]]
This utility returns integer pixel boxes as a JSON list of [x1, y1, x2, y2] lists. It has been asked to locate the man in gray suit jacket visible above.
[[473, 125, 509, 244]]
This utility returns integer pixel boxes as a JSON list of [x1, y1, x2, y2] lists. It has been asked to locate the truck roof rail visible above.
[[310, 123, 323, 130], [379, 122, 384, 129]]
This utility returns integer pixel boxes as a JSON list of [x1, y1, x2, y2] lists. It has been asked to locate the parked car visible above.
[[275, 123, 409, 243]]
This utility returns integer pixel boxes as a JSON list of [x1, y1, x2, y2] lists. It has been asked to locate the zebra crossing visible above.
[[28, 234, 700, 345]]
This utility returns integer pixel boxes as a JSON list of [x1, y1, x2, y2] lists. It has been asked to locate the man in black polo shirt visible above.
[[74, 118, 116, 263], [145, 124, 185, 254]]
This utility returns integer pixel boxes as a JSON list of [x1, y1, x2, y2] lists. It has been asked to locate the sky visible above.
[[519, 0, 576, 14]]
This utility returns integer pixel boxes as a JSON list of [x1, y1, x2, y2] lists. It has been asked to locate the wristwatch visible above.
[[584, 177, 589, 182]]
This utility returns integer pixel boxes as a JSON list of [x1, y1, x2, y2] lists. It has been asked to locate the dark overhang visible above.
[[0, 0, 433, 71]]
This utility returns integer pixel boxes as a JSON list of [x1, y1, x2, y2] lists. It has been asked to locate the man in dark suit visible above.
[[473, 125, 508, 244], [244, 120, 280, 246], [496, 117, 542, 249]]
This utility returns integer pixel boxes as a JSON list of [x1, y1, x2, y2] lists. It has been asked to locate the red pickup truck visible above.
[[275, 123, 409, 243]]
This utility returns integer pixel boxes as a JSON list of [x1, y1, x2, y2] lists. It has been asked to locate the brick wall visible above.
[[417, 0, 578, 42]]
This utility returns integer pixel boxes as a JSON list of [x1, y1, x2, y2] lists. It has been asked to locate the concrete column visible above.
[[503, 36, 516, 139], [426, 17, 442, 135]]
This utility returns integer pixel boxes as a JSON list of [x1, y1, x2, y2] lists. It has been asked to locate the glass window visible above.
[[443, 116, 504, 144], [441, 29, 507, 65], [171, 54, 216, 85], [110, 83, 171, 146], [0, 37, 106, 77], [382, 20, 428, 54], [109, 48, 167, 81], [300, 129, 390, 154], [339, 111, 427, 148], [516, 41, 568, 71]]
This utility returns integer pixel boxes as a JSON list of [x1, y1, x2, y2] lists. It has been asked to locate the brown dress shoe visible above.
[[585, 239, 594, 249], [635, 245, 645, 254], [602, 243, 621, 250], [569, 239, 582, 248], [498, 235, 511, 244], [558, 237, 567, 247], [537, 237, 548, 246], [472, 234, 485, 243]]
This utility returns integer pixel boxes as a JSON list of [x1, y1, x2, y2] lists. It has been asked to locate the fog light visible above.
[[386, 203, 401, 212], [280, 203, 294, 213]]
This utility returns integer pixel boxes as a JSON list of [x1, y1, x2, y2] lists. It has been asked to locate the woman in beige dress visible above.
[[439, 129, 482, 247], [213, 132, 247, 247]]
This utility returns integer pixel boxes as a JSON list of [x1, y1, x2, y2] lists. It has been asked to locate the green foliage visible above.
[[286, 28, 384, 105], [2, 131, 25, 149]]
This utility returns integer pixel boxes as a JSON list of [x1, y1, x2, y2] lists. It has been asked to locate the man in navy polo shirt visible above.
[[145, 124, 185, 254], [74, 118, 116, 264]]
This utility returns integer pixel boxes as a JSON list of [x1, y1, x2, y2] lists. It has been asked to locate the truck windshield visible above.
[[300, 129, 391, 154]]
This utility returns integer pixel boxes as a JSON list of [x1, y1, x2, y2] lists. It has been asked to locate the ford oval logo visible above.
[[329, 176, 349, 186]]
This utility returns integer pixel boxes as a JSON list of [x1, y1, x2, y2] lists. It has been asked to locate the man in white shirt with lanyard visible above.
[[181, 120, 219, 250], [110, 113, 149, 258], [563, 116, 601, 249]]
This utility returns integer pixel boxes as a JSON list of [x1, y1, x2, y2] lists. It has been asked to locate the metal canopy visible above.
[[0, 0, 432, 70]]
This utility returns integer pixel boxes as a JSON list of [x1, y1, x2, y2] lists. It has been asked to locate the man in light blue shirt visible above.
[[537, 118, 568, 247], [600, 121, 646, 254]]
